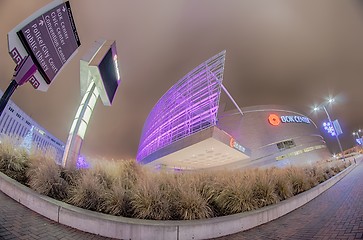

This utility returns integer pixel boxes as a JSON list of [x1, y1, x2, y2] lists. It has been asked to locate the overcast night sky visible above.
[[1, 0, 363, 160]]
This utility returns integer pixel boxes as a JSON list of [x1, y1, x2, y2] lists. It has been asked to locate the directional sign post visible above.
[[62, 40, 121, 169], [1, 0, 81, 117], [16, 1, 80, 85]]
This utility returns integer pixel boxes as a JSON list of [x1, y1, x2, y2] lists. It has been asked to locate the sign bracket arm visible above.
[[0, 56, 37, 117]]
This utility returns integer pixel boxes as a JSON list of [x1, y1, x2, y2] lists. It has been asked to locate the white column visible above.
[[62, 80, 99, 168]]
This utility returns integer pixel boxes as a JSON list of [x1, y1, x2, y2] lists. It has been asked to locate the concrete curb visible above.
[[0, 163, 356, 240]]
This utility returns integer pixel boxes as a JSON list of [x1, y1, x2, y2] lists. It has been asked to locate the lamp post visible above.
[[313, 98, 345, 160], [353, 129, 362, 145]]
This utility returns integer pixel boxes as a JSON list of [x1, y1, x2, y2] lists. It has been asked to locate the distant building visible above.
[[0, 90, 65, 163], [136, 51, 331, 170]]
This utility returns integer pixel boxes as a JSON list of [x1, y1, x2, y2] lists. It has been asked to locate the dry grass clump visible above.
[[130, 171, 213, 220], [213, 171, 256, 215], [286, 167, 312, 195], [251, 169, 279, 208], [168, 173, 213, 220], [67, 159, 140, 214], [308, 166, 328, 184], [0, 136, 29, 184], [27, 149, 72, 200], [101, 160, 142, 217], [189, 170, 226, 216], [330, 161, 350, 174], [67, 164, 109, 212], [273, 168, 294, 200], [302, 167, 319, 188], [130, 171, 174, 220], [210, 169, 279, 215]]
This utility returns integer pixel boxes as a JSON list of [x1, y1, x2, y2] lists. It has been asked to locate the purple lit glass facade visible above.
[[136, 51, 226, 162]]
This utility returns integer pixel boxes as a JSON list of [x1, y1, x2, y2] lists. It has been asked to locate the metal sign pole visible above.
[[0, 56, 37, 117], [0, 81, 19, 117], [323, 105, 345, 160]]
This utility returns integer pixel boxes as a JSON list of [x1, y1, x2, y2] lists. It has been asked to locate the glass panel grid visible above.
[[137, 51, 226, 162]]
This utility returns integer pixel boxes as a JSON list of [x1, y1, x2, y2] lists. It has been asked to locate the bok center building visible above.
[[136, 51, 331, 170], [217, 105, 331, 169]]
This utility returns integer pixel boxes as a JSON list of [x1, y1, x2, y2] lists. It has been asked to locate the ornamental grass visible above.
[[273, 168, 294, 200], [0, 136, 29, 184], [286, 167, 312, 195], [100, 159, 141, 217], [66, 164, 110, 212], [213, 170, 256, 215], [251, 169, 279, 208], [26, 149, 72, 201], [0, 137, 353, 220], [165, 172, 213, 220], [130, 171, 175, 220]]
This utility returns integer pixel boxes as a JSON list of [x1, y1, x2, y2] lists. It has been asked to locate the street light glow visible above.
[[312, 95, 345, 160]]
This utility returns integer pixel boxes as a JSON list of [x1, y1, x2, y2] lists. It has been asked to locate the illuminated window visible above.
[[277, 140, 295, 151]]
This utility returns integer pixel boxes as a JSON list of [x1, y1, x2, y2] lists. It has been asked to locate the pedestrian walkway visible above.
[[0, 189, 114, 239], [0, 158, 362, 240], [214, 157, 363, 240]]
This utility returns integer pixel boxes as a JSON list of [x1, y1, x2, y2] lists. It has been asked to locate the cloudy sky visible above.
[[1, 0, 363, 159]]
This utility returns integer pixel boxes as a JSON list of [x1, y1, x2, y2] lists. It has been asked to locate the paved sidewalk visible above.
[[0, 158, 362, 239], [215, 158, 363, 240], [0, 190, 115, 239]]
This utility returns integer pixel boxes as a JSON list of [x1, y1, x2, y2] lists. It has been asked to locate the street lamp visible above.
[[313, 97, 345, 160], [352, 129, 362, 137], [353, 129, 362, 145]]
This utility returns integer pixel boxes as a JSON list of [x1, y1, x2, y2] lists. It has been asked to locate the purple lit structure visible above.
[[136, 51, 226, 162], [76, 155, 90, 169]]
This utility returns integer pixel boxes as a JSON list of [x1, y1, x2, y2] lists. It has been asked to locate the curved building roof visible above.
[[136, 51, 226, 163]]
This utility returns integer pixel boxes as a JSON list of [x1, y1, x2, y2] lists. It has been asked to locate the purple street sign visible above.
[[17, 1, 80, 84]]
